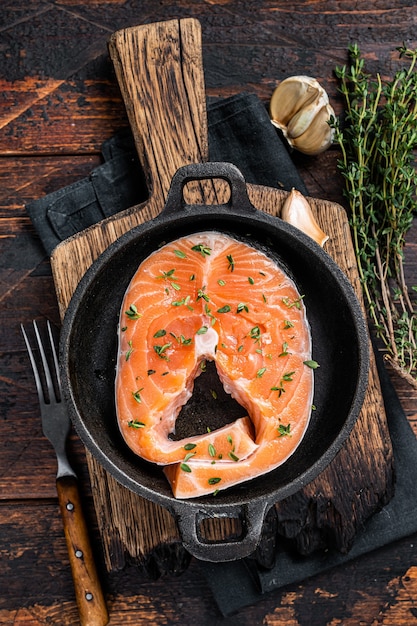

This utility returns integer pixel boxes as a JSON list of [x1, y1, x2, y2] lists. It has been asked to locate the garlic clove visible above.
[[269, 75, 335, 156], [270, 76, 321, 129], [281, 188, 329, 247], [286, 93, 327, 139], [291, 102, 335, 155]]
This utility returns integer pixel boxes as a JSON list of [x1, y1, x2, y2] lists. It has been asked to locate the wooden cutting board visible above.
[[50, 18, 394, 575]]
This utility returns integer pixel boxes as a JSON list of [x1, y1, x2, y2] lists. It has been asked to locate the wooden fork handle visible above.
[[56, 476, 109, 626]]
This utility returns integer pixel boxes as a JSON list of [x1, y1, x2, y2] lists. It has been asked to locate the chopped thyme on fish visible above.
[[132, 388, 144, 403], [304, 359, 320, 369], [191, 243, 212, 256], [125, 304, 142, 320], [127, 420, 146, 429], [153, 343, 171, 360], [277, 424, 291, 437], [174, 249, 187, 258], [282, 295, 305, 309], [125, 340, 134, 361]]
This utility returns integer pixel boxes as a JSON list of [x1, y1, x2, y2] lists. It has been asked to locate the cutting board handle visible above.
[[108, 18, 209, 217]]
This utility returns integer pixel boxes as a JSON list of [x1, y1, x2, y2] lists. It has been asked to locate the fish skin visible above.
[[116, 232, 313, 498]]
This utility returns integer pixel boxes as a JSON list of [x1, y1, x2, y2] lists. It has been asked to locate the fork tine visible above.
[[32, 320, 57, 404], [21, 323, 45, 402], [47, 319, 62, 398]]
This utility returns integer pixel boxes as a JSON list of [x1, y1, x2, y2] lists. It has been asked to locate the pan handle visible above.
[[174, 499, 269, 562], [162, 162, 258, 217]]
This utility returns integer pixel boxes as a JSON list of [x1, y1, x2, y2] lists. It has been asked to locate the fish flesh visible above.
[[116, 232, 314, 498]]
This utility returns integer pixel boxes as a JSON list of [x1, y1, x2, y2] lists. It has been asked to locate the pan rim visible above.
[[60, 202, 370, 515]]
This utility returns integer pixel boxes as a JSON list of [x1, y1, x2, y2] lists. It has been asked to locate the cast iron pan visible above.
[[60, 162, 369, 562]]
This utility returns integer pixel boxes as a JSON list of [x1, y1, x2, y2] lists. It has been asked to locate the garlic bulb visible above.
[[281, 188, 329, 247], [270, 76, 335, 155]]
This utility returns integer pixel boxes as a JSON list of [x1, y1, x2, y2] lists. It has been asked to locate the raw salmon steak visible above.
[[116, 231, 314, 498]]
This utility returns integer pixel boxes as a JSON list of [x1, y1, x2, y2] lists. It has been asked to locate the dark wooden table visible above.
[[2, 2, 417, 624]]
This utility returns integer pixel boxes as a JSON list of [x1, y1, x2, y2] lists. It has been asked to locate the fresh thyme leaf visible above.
[[237, 302, 249, 313], [279, 342, 289, 357], [227, 254, 235, 271], [282, 295, 304, 309], [271, 384, 284, 396], [196, 326, 208, 335], [127, 420, 145, 429], [153, 329, 166, 338], [256, 367, 267, 377], [208, 443, 216, 457], [277, 423, 291, 437], [248, 276, 255, 284], [197, 287, 210, 302], [248, 326, 261, 342], [184, 443, 197, 450], [153, 343, 171, 360], [217, 305, 231, 313], [172, 296, 193, 309], [304, 360, 319, 369], [125, 340, 133, 361], [125, 304, 142, 320], [170, 333, 192, 346], [208, 477, 221, 485], [174, 249, 187, 258], [132, 388, 144, 403], [218, 279, 226, 286], [191, 243, 212, 256], [271, 371, 295, 396], [180, 463, 192, 473], [156, 268, 176, 280]]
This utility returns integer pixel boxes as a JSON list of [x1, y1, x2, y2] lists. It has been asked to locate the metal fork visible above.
[[21, 320, 109, 626]]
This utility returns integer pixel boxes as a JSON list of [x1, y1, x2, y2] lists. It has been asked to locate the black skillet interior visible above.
[[61, 163, 369, 513]]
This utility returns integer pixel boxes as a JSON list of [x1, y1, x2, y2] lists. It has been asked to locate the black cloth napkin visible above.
[[26, 93, 307, 256], [25, 92, 417, 616]]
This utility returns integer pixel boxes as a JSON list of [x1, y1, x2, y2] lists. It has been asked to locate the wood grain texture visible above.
[[2, 500, 417, 625], [56, 476, 109, 625], [50, 18, 393, 573], [2, 2, 417, 623]]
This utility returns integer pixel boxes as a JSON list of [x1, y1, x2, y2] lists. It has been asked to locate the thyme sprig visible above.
[[332, 44, 417, 387]]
